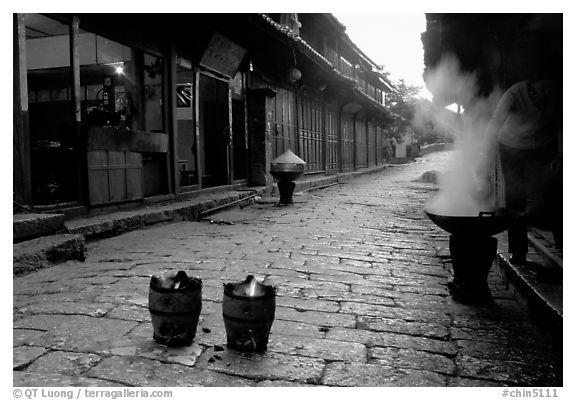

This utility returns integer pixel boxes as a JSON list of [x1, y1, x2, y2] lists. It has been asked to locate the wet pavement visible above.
[[13, 151, 562, 387]]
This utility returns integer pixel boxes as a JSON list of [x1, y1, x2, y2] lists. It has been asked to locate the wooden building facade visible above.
[[13, 13, 398, 216]]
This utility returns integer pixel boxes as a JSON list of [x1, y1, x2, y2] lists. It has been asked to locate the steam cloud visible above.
[[416, 55, 503, 216]]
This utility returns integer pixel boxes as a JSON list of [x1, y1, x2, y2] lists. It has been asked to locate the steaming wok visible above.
[[425, 208, 521, 236]]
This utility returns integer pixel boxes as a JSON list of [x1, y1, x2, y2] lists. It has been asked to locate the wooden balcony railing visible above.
[[323, 47, 388, 107]]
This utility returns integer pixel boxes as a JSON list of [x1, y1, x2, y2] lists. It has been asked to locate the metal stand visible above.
[[277, 181, 296, 205], [448, 234, 497, 303]]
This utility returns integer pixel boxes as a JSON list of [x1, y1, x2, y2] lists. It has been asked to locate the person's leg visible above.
[[526, 143, 562, 248], [551, 168, 562, 249], [551, 186, 563, 249], [499, 144, 528, 261]]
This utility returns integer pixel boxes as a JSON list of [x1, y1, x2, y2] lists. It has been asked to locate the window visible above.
[[76, 30, 165, 133], [79, 31, 134, 129], [78, 28, 167, 201]]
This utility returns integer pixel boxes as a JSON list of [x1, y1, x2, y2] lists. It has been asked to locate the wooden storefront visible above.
[[14, 13, 398, 215]]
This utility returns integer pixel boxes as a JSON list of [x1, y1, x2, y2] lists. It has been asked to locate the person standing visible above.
[[477, 79, 562, 264]]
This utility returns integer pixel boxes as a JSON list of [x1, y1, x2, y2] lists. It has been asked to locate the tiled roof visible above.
[[259, 14, 396, 92], [259, 14, 357, 86], [258, 14, 400, 120]]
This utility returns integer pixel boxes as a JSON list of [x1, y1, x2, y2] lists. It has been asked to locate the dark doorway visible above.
[[232, 99, 247, 180], [199, 75, 230, 187]]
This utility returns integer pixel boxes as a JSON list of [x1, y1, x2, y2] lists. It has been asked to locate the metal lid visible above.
[[271, 149, 306, 165], [224, 275, 276, 299]]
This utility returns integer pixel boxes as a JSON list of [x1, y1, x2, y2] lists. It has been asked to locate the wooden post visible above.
[[163, 43, 174, 195], [294, 86, 300, 156], [246, 86, 276, 190], [227, 80, 233, 185], [70, 16, 87, 204], [194, 70, 203, 188], [365, 119, 369, 167], [322, 96, 327, 172], [70, 17, 81, 125], [133, 52, 145, 131], [167, 43, 179, 197], [13, 13, 32, 205], [352, 113, 357, 170], [338, 104, 344, 172], [242, 72, 249, 181]]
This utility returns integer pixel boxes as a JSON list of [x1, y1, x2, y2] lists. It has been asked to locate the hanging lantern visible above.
[[287, 66, 302, 83]]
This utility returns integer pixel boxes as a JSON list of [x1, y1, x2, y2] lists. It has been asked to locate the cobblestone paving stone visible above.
[[13, 151, 562, 387]]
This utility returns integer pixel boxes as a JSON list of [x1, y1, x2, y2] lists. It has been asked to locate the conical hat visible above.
[[271, 149, 306, 165]]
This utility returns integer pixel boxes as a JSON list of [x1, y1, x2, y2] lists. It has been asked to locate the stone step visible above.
[[527, 229, 562, 269], [13, 234, 86, 276], [494, 234, 562, 349], [13, 213, 66, 243]]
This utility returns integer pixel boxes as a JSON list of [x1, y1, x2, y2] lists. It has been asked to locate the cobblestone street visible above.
[[13, 151, 562, 387]]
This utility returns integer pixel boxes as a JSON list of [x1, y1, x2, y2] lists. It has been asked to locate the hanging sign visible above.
[[200, 32, 246, 79]]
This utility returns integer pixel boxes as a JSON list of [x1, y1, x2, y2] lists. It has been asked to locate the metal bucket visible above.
[[222, 275, 276, 352], [424, 208, 519, 303], [148, 271, 202, 346]]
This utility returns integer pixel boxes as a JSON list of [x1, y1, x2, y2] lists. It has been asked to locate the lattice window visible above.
[[298, 95, 324, 173], [342, 115, 355, 171], [367, 122, 376, 166], [355, 119, 368, 168], [271, 87, 297, 159], [326, 107, 339, 171]]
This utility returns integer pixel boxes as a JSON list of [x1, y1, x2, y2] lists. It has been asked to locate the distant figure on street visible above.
[[383, 142, 391, 164], [477, 79, 562, 264]]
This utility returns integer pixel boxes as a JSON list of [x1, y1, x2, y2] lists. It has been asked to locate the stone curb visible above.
[[273, 164, 390, 195], [13, 213, 66, 243], [494, 252, 562, 348], [420, 143, 454, 155], [13, 234, 86, 276], [64, 165, 393, 243], [65, 190, 265, 241]]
